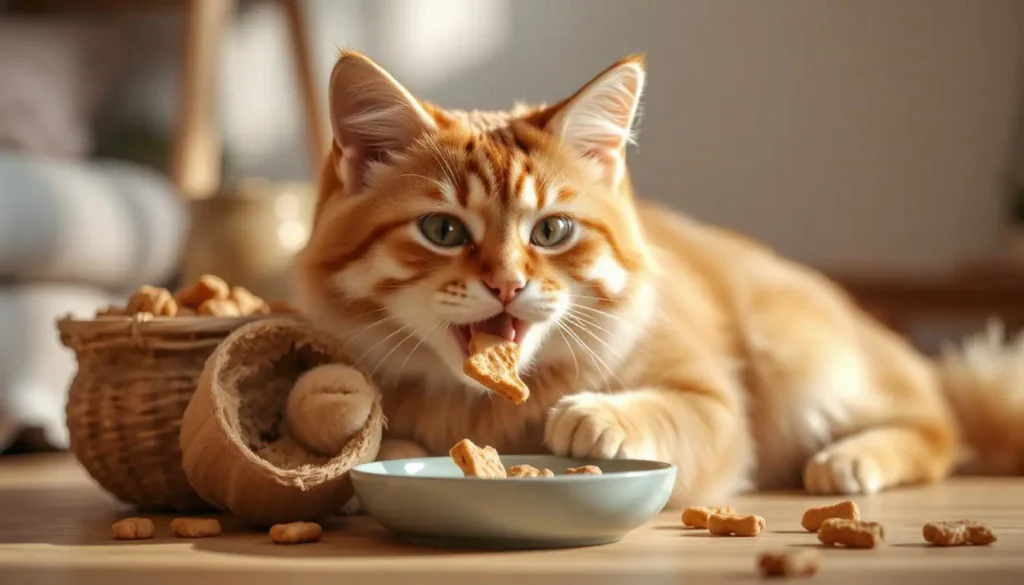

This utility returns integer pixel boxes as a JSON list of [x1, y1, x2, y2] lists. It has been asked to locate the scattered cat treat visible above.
[[800, 500, 860, 532], [757, 549, 821, 579], [508, 464, 554, 478], [817, 518, 884, 549], [111, 517, 155, 540], [564, 465, 603, 476], [127, 285, 178, 317], [708, 513, 765, 537], [462, 333, 530, 405], [170, 517, 222, 538], [449, 438, 506, 478], [682, 506, 735, 529], [269, 522, 323, 544], [922, 521, 997, 546]]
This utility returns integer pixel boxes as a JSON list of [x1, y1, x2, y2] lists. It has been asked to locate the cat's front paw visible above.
[[545, 393, 644, 460]]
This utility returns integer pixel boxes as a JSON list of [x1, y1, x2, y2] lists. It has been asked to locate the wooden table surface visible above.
[[1, 454, 1021, 584]]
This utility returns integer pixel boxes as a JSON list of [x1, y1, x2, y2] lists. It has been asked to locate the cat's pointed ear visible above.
[[541, 55, 645, 187], [328, 50, 436, 191]]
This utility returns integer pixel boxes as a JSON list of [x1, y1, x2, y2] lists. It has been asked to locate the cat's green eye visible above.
[[419, 214, 469, 247], [530, 216, 573, 248]]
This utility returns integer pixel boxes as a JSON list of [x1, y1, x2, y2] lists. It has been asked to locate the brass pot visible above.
[[180, 180, 314, 303]]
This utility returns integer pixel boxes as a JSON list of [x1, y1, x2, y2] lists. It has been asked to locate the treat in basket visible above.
[[96, 274, 299, 319]]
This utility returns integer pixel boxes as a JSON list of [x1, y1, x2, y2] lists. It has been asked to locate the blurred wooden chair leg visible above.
[[281, 0, 328, 177], [171, 0, 237, 201]]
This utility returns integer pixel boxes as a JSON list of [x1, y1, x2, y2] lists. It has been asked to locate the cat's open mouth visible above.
[[455, 313, 531, 356]]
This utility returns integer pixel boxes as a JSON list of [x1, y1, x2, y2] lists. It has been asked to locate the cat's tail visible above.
[[935, 321, 1024, 475]]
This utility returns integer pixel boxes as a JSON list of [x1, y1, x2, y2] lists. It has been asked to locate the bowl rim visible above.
[[351, 455, 677, 483]]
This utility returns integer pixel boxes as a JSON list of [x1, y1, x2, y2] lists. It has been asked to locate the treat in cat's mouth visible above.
[[462, 332, 531, 405], [454, 312, 531, 356]]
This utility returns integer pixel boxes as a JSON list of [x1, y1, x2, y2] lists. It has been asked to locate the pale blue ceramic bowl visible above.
[[350, 455, 676, 550]]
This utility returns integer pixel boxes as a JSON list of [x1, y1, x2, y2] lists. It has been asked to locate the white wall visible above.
[[119, 0, 1024, 271]]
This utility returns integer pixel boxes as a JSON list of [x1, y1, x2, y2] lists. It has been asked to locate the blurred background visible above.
[[1, 0, 1022, 452]]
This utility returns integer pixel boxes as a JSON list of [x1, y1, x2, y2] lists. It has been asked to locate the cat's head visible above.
[[298, 50, 652, 390]]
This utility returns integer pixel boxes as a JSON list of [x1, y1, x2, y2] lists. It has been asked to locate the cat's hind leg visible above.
[[740, 274, 958, 494], [804, 425, 954, 494], [801, 322, 957, 494]]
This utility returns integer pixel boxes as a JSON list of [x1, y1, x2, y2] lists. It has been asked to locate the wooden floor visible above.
[[0, 454, 1021, 584]]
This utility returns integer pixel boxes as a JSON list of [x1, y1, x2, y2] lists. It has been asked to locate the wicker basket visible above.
[[57, 313, 302, 512]]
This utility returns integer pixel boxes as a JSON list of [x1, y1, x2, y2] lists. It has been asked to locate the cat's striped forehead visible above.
[[432, 126, 571, 212]]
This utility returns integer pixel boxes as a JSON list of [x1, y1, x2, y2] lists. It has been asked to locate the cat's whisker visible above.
[[568, 301, 625, 314], [556, 320, 622, 391], [341, 314, 397, 351], [555, 326, 581, 382], [353, 322, 411, 369], [371, 317, 441, 377], [570, 308, 654, 360], [390, 319, 448, 386], [556, 321, 612, 390], [565, 307, 615, 336], [565, 306, 597, 322], [568, 302, 633, 327], [569, 294, 624, 304], [562, 312, 625, 363], [342, 305, 390, 324]]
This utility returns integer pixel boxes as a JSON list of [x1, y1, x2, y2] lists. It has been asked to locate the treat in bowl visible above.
[[350, 449, 676, 549], [450, 438, 507, 478]]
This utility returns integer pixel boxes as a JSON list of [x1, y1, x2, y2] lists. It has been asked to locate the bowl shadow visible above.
[[188, 532, 468, 559], [189, 516, 514, 559]]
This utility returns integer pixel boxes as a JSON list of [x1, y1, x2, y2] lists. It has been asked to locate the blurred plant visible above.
[[92, 119, 170, 173], [1012, 186, 1024, 225], [92, 118, 235, 181]]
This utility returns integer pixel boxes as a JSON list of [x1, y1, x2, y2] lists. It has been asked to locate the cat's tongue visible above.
[[470, 313, 516, 342]]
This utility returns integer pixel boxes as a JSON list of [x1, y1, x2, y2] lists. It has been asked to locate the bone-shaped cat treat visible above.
[[463, 333, 530, 405]]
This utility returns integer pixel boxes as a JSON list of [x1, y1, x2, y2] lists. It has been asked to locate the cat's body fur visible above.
[[298, 51, 1023, 506]]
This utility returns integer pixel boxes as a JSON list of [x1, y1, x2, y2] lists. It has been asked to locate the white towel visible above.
[[0, 283, 118, 450]]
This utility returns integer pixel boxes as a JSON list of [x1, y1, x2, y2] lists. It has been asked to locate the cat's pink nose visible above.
[[483, 275, 526, 304]]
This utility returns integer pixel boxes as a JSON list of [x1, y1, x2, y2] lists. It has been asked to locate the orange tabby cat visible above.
[[297, 50, 1023, 504]]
